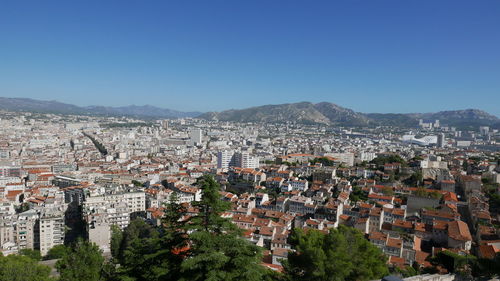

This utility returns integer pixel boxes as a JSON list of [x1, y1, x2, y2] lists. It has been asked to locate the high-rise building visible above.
[[234, 152, 260, 169], [16, 210, 38, 251], [217, 150, 235, 169], [479, 126, 490, 135], [189, 128, 203, 145], [161, 120, 169, 130], [38, 208, 65, 256], [217, 151, 259, 169], [437, 133, 445, 148]]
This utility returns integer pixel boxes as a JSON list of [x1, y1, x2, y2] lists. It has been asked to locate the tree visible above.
[[404, 170, 423, 186], [310, 157, 335, 167], [110, 225, 123, 260], [180, 175, 269, 281], [283, 226, 389, 281], [131, 180, 144, 187], [115, 218, 159, 264], [189, 175, 234, 233], [18, 248, 42, 261], [56, 239, 105, 281], [44, 244, 68, 260], [112, 212, 186, 281], [349, 186, 368, 203], [370, 155, 407, 167], [0, 253, 53, 281]]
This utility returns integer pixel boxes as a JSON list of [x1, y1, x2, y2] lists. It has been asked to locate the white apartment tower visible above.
[[189, 128, 203, 145], [217, 150, 235, 169], [217, 151, 259, 169], [38, 208, 65, 256]]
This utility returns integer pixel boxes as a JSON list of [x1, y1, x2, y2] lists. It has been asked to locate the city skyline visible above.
[[1, 0, 499, 115]]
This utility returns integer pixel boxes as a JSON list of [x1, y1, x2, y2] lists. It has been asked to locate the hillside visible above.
[[0, 97, 201, 119], [200, 101, 499, 128]]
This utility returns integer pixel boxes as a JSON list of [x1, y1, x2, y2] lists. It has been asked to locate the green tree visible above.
[[44, 244, 68, 260], [283, 225, 389, 281], [115, 218, 159, 265], [0, 253, 53, 281], [189, 175, 234, 233], [370, 155, 407, 167], [349, 186, 368, 203], [56, 239, 105, 281], [310, 157, 335, 167], [180, 175, 269, 281], [18, 248, 42, 261], [110, 225, 123, 259]]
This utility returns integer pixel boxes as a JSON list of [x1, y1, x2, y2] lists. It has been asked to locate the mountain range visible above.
[[200, 102, 499, 128], [0, 97, 201, 119], [0, 97, 498, 128]]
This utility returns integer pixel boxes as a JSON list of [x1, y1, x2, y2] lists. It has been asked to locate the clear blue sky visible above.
[[1, 0, 499, 115]]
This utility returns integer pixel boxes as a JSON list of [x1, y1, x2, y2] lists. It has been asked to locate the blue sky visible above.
[[1, 0, 499, 115]]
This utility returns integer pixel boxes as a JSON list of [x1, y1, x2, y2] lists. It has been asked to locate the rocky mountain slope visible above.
[[200, 102, 499, 127], [0, 97, 201, 119]]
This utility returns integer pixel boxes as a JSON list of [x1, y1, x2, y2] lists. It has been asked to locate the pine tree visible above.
[[180, 175, 268, 281], [283, 225, 389, 281], [56, 239, 105, 281]]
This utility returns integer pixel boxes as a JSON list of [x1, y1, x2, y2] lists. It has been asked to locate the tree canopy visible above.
[[370, 155, 407, 167], [283, 226, 389, 281], [110, 175, 270, 281], [56, 239, 105, 281], [0, 253, 53, 281]]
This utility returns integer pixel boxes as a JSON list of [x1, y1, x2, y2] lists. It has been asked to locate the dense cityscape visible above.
[[2, 1, 500, 280], [0, 108, 499, 280]]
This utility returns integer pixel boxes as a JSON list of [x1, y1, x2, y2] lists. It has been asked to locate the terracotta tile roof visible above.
[[447, 221, 472, 242]]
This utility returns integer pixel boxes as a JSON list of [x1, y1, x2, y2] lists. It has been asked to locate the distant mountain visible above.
[[417, 109, 499, 126], [0, 97, 201, 119], [200, 101, 499, 128], [200, 102, 331, 125], [1, 97, 497, 128], [85, 105, 201, 119]]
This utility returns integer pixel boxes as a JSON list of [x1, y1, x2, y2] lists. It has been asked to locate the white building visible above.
[[217, 151, 259, 169], [217, 150, 235, 169], [38, 208, 65, 256], [189, 128, 203, 145]]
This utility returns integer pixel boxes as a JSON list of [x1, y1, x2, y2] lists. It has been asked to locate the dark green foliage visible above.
[[18, 248, 42, 261], [82, 132, 108, 155], [310, 157, 335, 166], [403, 171, 423, 186], [56, 239, 105, 281], [131, 180, 144, 187], [115, 219, 159, 265], [181, 175, 268, 281], [349, 186, 368, 203], [180, 231, 265, 281], [190, 175, 234, 233], [475, 253, 500, 277], [110, 225, 122, 259], [0, 253, 52, 281], [111, 175, 270, 281], [44, 244, 68, 260], [431, 250, 500, 278], [15, 202, 30, 213], [283, 226, 389, 281], [483, 182, 500, 214], [393, 264, 420, 278], [371, 155, 407, 167]]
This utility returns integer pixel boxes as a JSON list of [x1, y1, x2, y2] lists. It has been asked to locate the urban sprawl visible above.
[[0, 110, 499, 277]]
